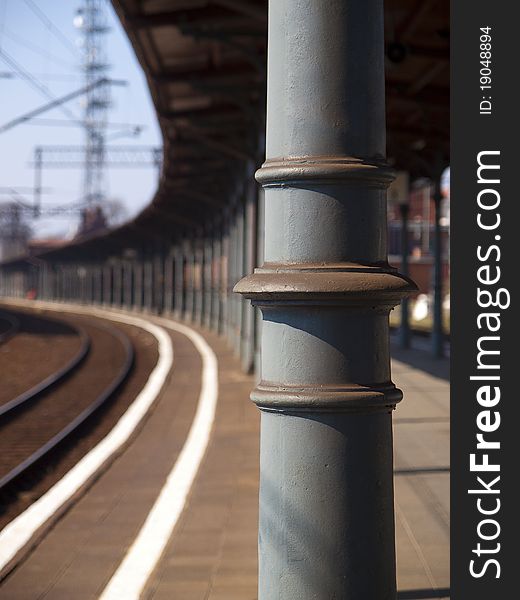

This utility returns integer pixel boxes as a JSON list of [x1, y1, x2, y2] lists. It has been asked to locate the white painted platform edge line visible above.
[[98, 316, 219, 600], [0, 301, 174, 571]]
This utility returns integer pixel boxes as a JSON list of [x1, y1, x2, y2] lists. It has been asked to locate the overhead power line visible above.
[[0, 47, 80, 124], [33, 145, 162, 167], [3, 28, 75, 70], [1, 72, 82, 82], [22, 0, 79, 58], [18, 118, 143, 131], [0, 77, 126, 134]]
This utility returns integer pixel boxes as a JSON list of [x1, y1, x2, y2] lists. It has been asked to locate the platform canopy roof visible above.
[[3, 0, 449, 265]]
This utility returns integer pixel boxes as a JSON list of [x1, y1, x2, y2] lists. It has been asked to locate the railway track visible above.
[[0, 320, 90, 418], [0, 312, 134, 497]]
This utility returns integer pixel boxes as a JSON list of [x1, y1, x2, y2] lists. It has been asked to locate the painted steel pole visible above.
[[235, 1, 415, 598], [144, 255, 154, 312], [133, 260, 143, 311], [220, 216, 230, 335], [203, 228, 213, 328], [163, 250, 174, 314], [211, 224, 221, 331], [241, 173, 258, 373], [123, 260, 134, 309], [174, 243, 185, 319], [113, 260, 123, 307], [399, 203, 411, 349], [431, 179, 444, 358], [103, 264, 112, 306], [153, 251, 162, 314], [185, 238, 195, 322], [195, 235, 204, 325], [227, 209, 237, 344]]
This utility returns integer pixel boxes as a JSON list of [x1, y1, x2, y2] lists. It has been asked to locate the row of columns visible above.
[[0, 195, 259, 375]]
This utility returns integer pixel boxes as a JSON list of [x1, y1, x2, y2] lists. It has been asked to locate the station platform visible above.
[[0, 311, 449, 600]]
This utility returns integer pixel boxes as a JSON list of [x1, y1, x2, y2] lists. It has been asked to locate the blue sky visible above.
[[0, 0, 162, 238]]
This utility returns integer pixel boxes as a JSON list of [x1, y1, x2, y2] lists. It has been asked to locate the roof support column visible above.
[[173, 244, 185, 319], [218, 209, 233, 342], [93, 266, 102, 305], [103, 264, 113, 307], [241, 172, 258, 373], [211, 223, 222, 332], [163, 249, 174, 315], [143, 255, 154, 312], [235, 0, 414, 598], [153, 250, 165, 314], [86, 266, 94, 304], [113, 260, 123, 307], [80, 266, 88, 304], [194, 235, 204, 325], [134, 259, 144, 311], [203, 228, 213, 329], [123, 259, 134, 310], [431, 177, 444, 358], [184, 238, 195, 322]]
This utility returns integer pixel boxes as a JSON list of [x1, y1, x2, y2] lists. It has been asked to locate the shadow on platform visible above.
[[390, 342, 450, 382], [398, 588, 450, 599]]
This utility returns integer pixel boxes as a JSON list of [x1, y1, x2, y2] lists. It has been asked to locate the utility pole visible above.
[[74, 0, 111, 206]]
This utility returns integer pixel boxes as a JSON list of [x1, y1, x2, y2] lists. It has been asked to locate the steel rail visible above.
[[0, 318, 134, 493], [0, 320, 91, 419]]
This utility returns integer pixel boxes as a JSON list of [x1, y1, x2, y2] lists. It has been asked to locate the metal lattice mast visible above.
[[75, 0, 110, 206]]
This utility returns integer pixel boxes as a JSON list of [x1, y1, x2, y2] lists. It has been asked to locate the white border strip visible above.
[[98, 316, 218, 600], [0, 302, 174, 572]]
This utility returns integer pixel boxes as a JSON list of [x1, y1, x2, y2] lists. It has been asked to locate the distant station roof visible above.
[[2, 0, 449, 266]]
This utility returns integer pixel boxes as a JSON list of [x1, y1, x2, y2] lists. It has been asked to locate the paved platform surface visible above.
[[0, 318, 449, 600]]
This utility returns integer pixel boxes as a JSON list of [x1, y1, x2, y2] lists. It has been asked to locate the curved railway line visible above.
[[0, 313, 135, 511], [0, 319, 91, 418]]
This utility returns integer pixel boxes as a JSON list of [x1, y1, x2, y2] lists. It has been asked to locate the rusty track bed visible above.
[[0, 316, 134, 494]]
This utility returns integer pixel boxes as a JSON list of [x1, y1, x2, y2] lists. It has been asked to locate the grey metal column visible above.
[[59, 267, 64, 300], [64, 267, 71, 301], [79, 266, 88, 304], [241, 171, 258, 373], [234, 200, 245, 357], [203, 229, 213, 329], [220, 212, 230, 335], [254, 187, 265, 374], [86, 266, 94, 303], [123, 260, 133, 309], [399, 203, 411, 349], [103, 264, 113, 306], [194, 235, 204, 325], [143, 255, 153, 312], [174, 243, 185, 319], [113, 260, 123, 307], [184, 238, 195, 322], [94, 266, 103, 305], [153, 250, 165, 314], [227, 207, 238, 346], [431, 177, 444, 358], [40, 264, 47, 300], [163, 249, 174, 314], [235, 1, 415, 598], [211, 223, 222, 331], [135, 260, 144, 311]]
